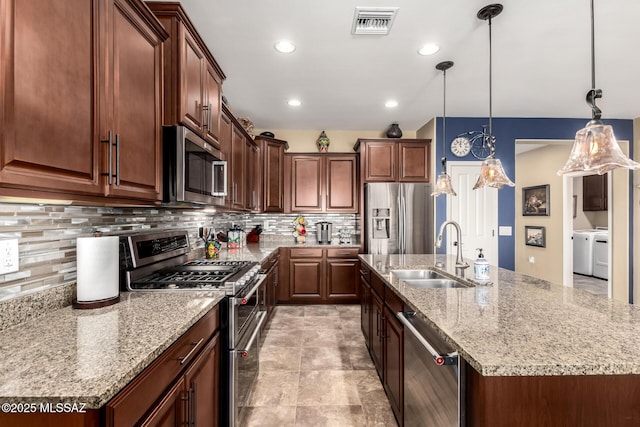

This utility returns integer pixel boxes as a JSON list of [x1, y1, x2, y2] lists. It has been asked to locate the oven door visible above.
[[230, 274, 266, 348], [230, 311, 265, 427]]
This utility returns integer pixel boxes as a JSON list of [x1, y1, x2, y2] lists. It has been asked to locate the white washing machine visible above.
[[592, 231, 609, 280], [573, 230, 598, 276]]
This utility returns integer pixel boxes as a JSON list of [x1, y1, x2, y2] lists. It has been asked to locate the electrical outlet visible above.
[[528, 256, 535, 264], [0, 239, 19, 274]]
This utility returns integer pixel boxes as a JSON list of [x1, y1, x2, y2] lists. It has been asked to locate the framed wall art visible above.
[[522, 184, 550, 216], [525, 226, 546, 247]]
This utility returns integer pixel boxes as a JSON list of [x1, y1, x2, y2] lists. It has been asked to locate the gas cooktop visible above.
[[120, 231, 258, 294]]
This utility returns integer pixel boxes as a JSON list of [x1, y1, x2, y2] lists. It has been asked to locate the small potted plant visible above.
[[292, 215, 307, 244]]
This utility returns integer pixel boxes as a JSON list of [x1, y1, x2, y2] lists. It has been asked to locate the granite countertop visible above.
[[360, 254, 640, 377], [0, 291, 225, 408]]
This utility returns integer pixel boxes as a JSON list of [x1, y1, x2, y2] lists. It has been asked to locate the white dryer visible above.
[[593, 231, 609, 280], [573, 230, 598, 276]]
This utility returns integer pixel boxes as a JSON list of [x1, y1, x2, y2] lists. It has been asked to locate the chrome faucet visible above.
[[435, 220, 469, 275]]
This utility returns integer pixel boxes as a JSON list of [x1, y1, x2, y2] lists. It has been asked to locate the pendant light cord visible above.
[[590, 0, 595, 90], [442, 68, 447, 173], [488, 15, 495, 157], [587, 0, 602, 120]]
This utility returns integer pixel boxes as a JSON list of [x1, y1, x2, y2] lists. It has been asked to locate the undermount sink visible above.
[[391, 269, 449, 281], [402, 279, 470, 289]]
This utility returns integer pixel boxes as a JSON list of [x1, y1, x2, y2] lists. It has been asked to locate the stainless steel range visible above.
[[120, 230, 266, 427]]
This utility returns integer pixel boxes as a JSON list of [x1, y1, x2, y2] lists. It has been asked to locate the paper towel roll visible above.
[[76, 235, 119, 303]]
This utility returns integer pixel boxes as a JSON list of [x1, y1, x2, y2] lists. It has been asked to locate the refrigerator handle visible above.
[[399, 186, 405, 254], [397, 189, 403, 254]]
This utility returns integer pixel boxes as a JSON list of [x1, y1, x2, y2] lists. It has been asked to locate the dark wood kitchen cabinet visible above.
[[147, 2, 225, 147], [354, 138, 431, 183], [106, 305, 220, 427], [0, 0, 166, 203], [230, 123, 246, 210], [245, 139, 260, 212], [583, 174, 608, 211], [362, 269, 404, 425], [282, 247, 360, 304], [255, 136, 289, 213], [286, 154, 358, 213]]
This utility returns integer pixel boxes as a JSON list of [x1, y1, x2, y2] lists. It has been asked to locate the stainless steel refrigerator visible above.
[[364, 183, 434, 254]]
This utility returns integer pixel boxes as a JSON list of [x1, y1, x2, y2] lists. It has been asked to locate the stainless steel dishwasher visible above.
[[397, 311, 465, 427]]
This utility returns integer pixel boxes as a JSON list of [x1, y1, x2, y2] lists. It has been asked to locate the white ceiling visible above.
[[155, 0, 640, 131]]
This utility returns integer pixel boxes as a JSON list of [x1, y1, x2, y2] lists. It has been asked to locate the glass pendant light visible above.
[[472, 4, 515, 190], [557, 0, 640, 175], [432, 61, 457, 197]]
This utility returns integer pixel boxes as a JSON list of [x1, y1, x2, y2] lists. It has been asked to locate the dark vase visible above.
[[386, 123, 402, 138]]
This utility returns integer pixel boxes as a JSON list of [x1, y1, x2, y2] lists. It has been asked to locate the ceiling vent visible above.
[[351, 7, 399, 35]]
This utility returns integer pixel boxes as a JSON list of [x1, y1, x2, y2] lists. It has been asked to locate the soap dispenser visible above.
[[474, 248, 490, 282]]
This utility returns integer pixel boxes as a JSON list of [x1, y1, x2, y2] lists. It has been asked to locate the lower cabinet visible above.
[[280, 247, 360, 303], [106, 306, 220, 426], [362, 266, 405, 426]]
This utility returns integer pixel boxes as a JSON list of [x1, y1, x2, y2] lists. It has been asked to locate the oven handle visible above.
[[235, 274, 267, 306], [238, 311, 266, 357]]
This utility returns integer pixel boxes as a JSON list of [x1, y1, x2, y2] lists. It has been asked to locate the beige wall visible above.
[[254, 129, 417, 153], [515, 144, 568, 284], [634, 118, 640, 304], [417, 118, 436, 182]]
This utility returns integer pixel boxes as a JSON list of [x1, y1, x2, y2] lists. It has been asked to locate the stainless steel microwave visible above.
[[162, 126, 227, 206]]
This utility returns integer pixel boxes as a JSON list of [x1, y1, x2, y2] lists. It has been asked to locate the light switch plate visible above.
[[0, 239, 19, 275], [498, 226, 512, 236]]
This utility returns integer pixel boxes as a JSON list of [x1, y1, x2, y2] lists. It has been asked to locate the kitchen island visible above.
[[360, 253, 640, 426]]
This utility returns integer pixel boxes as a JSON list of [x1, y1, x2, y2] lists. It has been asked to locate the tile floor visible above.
[[573, 273, 608, 297], [241, 305, 398, 426]]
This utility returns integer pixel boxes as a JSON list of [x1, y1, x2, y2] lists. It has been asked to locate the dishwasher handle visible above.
[[397, 311, 458, 366]]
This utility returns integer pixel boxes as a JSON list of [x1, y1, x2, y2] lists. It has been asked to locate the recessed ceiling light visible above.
[[418, 43, 440, 56], [274, 40, 296, 53], [385, 100, 398, 108], [288, 99, 301, 107]]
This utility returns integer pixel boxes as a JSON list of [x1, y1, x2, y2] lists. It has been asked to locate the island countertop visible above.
[[0, 291, 225, 408], [359, 253, 640, 377]]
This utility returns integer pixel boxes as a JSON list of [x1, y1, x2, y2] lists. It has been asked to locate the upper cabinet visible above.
[[354, 139, 431, 183], [255, 136, 288, 213], [583, 174, 608, 211], [286, 154, 358, 213], [147, 2, 225, 148], [0, 0, 167, 203]]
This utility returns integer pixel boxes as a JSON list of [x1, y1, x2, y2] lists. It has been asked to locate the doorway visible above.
[[446, 162, 499, 266]]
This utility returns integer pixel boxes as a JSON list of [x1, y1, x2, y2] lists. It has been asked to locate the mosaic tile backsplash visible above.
[[0, 203, 359, 300]]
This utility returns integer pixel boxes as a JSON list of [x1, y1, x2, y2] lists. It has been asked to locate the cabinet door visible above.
[[139, 377, 185, 427], [370, 291, 384, 379], [383, 305, 404, 423], [360, 278, 371, 349], [398, 141, 430, 182], [180, 27, 205, 133], [0, 0, 102, 195], [583, 174, 608, 211], [245, 141, 260, 211], [263, 141, 285, 212], [326, 259, 359, 301], [364, 141, 397, 182], [289, 155, 323, 212], [289, 259, 323, 300], [203, 63, 221, 147], [230, 125, 245, 210], [184, 334, 220, 427], [326, 155, 358, 212], [219, 111, 233, 208], [107, 0, 163, 201]]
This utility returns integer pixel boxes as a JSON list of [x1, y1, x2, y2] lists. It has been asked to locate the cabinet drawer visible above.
[[359, 263, 371, 283], [385, 288, 404, 313], [327, 248, 359, 258], [370, 272, 386, 299], [290, 248, 323, 258], [105, 305, 219, 426]]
